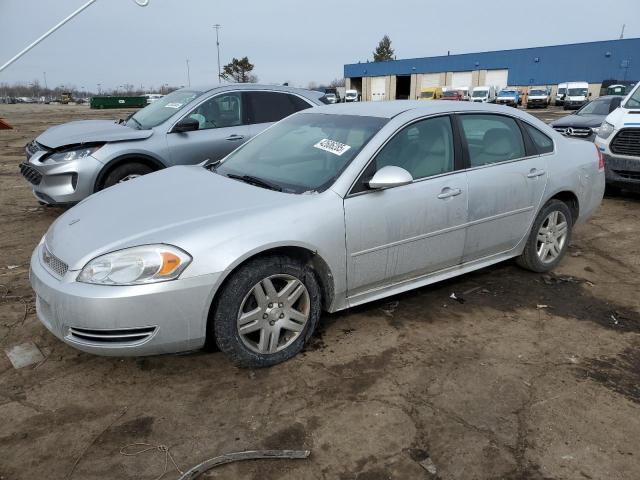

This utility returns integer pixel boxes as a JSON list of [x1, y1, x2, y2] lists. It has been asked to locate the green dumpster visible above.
[[90, 96, 147, 109]]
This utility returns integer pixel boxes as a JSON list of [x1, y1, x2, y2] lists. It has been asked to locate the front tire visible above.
[[212, 255, 322, 368], [517, 200, 573, 273], [101, 162, 154, 190]]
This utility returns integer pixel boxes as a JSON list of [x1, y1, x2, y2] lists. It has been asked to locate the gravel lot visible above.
[[1, 104, 639, 480]]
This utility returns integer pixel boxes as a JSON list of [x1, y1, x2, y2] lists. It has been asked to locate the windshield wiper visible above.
[[225, 173, 282, 192], [128, 117, 143, 130]]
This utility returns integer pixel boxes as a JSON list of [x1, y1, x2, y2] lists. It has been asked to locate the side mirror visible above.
[[172, 117, 199, 133], [368, 166, 413, 190], [588, 92, 592, 97]]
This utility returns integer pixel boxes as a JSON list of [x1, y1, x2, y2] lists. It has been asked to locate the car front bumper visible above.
[[496, 99, 517, 106], [30, 243, 221, 356], [604, 153, 640, 191], [20, 149, 103, 205]]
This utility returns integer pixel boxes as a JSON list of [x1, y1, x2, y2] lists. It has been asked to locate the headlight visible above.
[[45, 144, 103, 163], [77, 245, 191, 285], [596, 122, 615, 139]]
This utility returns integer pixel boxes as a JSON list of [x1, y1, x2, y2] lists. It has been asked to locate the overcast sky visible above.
[[0, 0, 638, 91]]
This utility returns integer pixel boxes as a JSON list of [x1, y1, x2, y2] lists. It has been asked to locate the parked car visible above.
[[595, 83, 640, 193], [555, 82, 568, 106], [324, 87, 342, 103], [527, 88, 551, 108], [345, 89, 359, 102], [30, 101, 604, 367], [563, 82, 591, 110], [324, 93, 338, 104], [419, 87, 443, 100], [19, 84, 326, 205], [551, 95, 623, 141], [471, 85, 496, 103], [496, 89, 520, 107], [441, 90, 465, 101]]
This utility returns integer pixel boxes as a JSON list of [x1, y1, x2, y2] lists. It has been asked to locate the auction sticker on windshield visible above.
[[313, 139, 351, 156]]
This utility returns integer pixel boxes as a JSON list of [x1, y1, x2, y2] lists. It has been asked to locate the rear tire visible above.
[[517, 200, 573, 273], [211, 255, 322, 368], [101, 162, 154, 190]]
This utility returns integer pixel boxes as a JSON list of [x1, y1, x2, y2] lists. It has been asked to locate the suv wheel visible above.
[[212, 255, 322, 368], [517, 200, 573, 273], [101, 162, 154, 190]]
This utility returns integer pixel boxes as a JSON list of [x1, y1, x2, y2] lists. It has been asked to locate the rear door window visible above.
[[458, 114, 526, 167], [246, 91, 312, 124], [523, 124, 554, 154]]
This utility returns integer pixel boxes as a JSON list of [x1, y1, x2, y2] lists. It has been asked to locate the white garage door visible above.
[[452, 71, 473, 87], [421, 73, 441, 88], [486, 69, 509, 90], [371, 77, 386, 101]]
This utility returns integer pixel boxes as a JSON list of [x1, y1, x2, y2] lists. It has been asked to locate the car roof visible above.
[[308, 100, 531, 118], [189, 83, 323, 98]]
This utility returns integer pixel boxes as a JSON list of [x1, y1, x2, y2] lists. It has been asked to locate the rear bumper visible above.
[[604, 153, 640, 191], [30, 243, 220, 356]]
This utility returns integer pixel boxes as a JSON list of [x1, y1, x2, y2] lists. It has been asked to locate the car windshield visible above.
[[568, 88, 588, 96], [530, 90, 546, 95], [420, 91, 434, 98], [472, 90, 487, 97], [498, 91, 515, 97], [127, 89, 203, 129], [215, 113, 388, 193], [443, 91, 459, 97], [577, 99, 611, 116], [558, 88, 566, 94], [626, 86, 640, 108]]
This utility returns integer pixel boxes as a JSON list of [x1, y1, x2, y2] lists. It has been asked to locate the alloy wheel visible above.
[[536, 210, 568, 263], [237, 274, 310, 354]]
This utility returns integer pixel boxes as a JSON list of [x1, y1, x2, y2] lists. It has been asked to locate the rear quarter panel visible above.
[[544, 134, 604, 224]]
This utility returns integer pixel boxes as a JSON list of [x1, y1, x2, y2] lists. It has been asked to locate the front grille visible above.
[[613, 170, 640, 181], [553, 126, 592, 137], [68, 326, 157, 345], [42, 245, 68, 278], [19, 163, 43, 185], [610, 129, 640, 157]]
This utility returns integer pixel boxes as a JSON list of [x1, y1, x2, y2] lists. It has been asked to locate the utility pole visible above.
[[619, 24, 626, 39], [213, 24, 222, 83], [186, 58, 191, 87]]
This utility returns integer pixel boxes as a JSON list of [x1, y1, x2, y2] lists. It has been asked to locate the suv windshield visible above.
[[568, 88, 588, 96], [215, 113, 388, 193], [577, 99, 611, 116], [626, 86, 640, 108], [127, 89, 203, 129]]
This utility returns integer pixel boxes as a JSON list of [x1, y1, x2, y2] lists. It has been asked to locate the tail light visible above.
[[595, 144, 605, 171]]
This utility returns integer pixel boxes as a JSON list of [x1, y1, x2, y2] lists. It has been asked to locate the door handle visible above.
[[225, 134, 244, 141], [527, 168, 546, 178], [437, 187, 462, 199]]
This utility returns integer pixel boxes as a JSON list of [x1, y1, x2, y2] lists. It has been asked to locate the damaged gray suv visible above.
[[20, 84, 326, 205]]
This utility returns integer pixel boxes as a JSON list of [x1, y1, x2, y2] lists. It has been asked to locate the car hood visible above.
[[36, 120, 153, 149], [45, 166, 298, 270], [551, 114, 604, 128]]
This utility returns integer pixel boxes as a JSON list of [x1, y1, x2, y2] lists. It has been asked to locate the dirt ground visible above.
[[1, 104, 639, 480]]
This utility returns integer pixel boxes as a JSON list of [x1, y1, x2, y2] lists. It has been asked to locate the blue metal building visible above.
[[344, 38, 639, 101]]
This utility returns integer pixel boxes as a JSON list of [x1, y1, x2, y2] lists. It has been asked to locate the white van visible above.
[[471, 85, 496, 103], [563, 82, 590, 110], [595, 82, 640, 193], [555, 83, 568, 106], [344, 89, 359, 102]]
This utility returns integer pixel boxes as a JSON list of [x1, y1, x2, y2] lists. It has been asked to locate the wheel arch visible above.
[[548, 190, 580, 222], [94, 153, 166, 191]]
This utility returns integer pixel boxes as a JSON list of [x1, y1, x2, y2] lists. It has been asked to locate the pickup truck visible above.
[[496, 89, 520, 107]]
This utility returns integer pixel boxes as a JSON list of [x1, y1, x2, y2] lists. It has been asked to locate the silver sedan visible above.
[[30, 101, 605, 367]]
